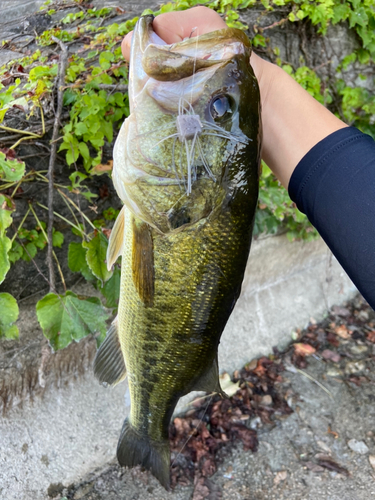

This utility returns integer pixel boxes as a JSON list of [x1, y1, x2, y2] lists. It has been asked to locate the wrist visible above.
[[250, 53, 347, 187]]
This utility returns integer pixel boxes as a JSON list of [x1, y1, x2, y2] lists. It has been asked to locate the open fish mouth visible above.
[[112, 15, 253, 233]]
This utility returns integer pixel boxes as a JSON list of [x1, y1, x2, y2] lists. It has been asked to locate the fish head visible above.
[[113, 15, 261, 234]]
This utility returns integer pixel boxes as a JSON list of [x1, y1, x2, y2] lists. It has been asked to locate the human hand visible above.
[[121, 7, 226, 60]]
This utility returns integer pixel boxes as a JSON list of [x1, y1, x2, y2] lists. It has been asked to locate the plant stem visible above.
[[57, 188, 97, 230], [28, 203, 67, 292], [11, 206, 31, 244], [36, 201, 88, 238], [47, 36, 68, 293]]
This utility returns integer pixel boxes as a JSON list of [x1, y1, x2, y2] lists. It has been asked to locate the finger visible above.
[[153, 7, 226, 43], [122, 32, 133, 62], [121, 7, 227, 61]]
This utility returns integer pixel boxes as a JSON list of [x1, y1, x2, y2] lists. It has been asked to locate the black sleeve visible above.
[[288, 127, 375, 310]]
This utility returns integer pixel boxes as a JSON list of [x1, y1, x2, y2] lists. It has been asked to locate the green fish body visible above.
[[94, 15, 261, 489]]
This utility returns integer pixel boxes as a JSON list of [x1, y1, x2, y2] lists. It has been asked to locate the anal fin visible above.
[[191, 355, 227, 397], [106, 205, 126, 271], [93, 316, 126, 386]]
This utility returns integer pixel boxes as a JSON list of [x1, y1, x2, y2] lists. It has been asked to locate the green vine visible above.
[[0, 0, 374, 346]]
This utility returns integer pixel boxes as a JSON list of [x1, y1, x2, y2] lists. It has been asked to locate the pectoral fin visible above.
[[93, 317, 126, 386], [106, 205, 126, 271], [132, 219, 154, 307], [191, 355, 227, 397]]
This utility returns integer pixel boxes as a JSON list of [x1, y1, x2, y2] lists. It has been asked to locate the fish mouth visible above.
[[112, 15, 253, 232], [129, 14, 252, 98], [136, 15, 251, 82]]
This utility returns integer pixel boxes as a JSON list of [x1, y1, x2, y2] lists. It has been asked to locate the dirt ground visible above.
[[52, 295, 375, 500]]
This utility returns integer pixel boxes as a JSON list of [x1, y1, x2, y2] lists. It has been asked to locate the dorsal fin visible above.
[[93, 317, 126, 386], [132, 219, 154, 307], [106, 205, 126, 271]]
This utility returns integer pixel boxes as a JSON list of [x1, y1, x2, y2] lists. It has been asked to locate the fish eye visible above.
[[210, 95, 234, 120]]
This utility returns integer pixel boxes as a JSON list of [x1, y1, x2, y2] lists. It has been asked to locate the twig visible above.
[[57, 188, 96, 230], [47, 36, 68, 293], [0, 120, 67, 145], [29, 203, 67, 292], [295, 367, 334, 400], [64, 83, 128, 92], [36, 201, 88, 238], [258, 18, 288, 32]]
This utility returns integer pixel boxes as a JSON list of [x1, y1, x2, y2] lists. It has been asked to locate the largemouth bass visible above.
[[94, 14, 261, 489]]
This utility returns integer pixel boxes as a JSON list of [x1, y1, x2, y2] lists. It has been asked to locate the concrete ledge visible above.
[[0, 235, 357, 499], [219, 234, 356, 373]]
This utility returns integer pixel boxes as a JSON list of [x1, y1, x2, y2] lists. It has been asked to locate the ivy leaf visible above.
[[66, 145, 80, 166], [101, 266, 120, 308], [68, 241, 95, 281], [78, 142, 90, 162], [83, 230, 112, 285], [349, 8, 368, 29], [99, 50, 114, 70], [52, 230, 64, 248], [74, 122, 88, 136], [69, 171, 87, 188], [63, 88, 78, 106], [0, 234, 11, 284], [0, 151, 25, 182], [8, 240, 23, 263], [0, 292, 19, 339], [68, 241, 87, 272], [22, 241, 37, 261], [35, 232, 47, 249], [0, 194, 14, 236], [36, 291, 109, 350]]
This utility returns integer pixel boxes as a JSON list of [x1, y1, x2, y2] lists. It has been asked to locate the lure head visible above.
[[113, 15, 261, 234]]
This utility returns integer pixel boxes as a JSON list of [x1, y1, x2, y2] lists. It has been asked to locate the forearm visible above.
[[250, 53, 347, 188], [288, 127, 375, 309]]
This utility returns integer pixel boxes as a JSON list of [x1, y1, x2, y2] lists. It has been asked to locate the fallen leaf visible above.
[[294, 343, 316, 356], [317, 457, 349, 476], [102, 228, 111, 239], [219, 372, 240, 397], [273, 470, 287, 485], [261, 395, 273, 406], [335, 325, 351, 339], [369, 455, 375, 471], [192, 477, 210, 500], [321, 349, 341, 363], [305, 461, 324, 473], [316, 440, 332, 454], [332, 306, 351, 317], [246, 359, 258, 371], [92, 161, 113, 174], [99, 183, 109, 199], [326, 331, 340, 347]]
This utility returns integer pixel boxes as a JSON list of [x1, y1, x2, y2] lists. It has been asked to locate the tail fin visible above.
[[117, 418, 170, 490]]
